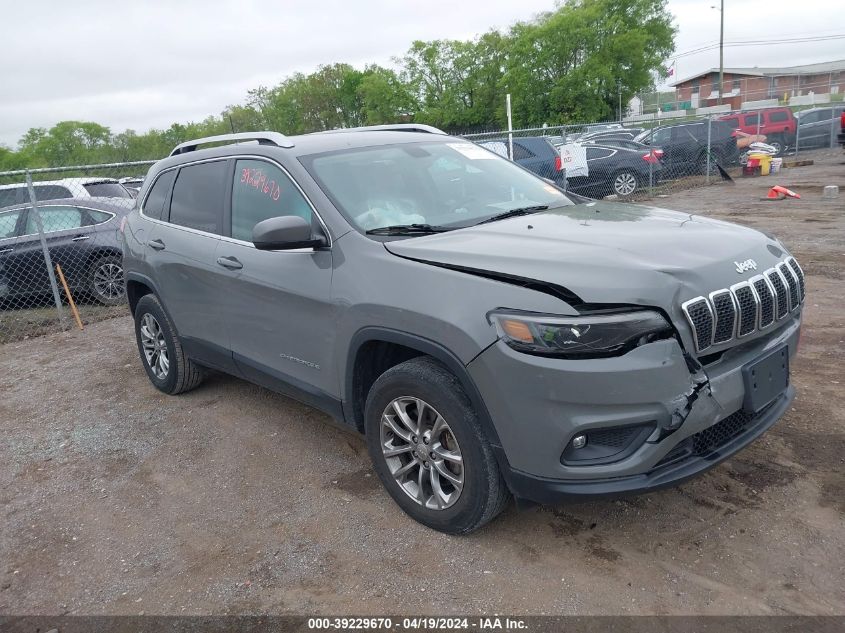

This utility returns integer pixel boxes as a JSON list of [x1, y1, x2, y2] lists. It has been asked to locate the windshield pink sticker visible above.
[[240, 167, 281, 201]]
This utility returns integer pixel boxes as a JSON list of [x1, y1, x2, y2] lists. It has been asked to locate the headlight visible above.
[[490, 310, 673, 359]]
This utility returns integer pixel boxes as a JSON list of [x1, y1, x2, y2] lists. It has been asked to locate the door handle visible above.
[[71, 235, 90, 242], [148, 239, 165, 251], [216, 256, 243, 270], [0, 248, 12, 254]]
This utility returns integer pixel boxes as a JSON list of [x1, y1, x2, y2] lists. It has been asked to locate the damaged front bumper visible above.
[[466, 314, 801, 503]]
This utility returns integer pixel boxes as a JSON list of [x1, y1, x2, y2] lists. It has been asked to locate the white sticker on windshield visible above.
[[447, 143, 498, 160]]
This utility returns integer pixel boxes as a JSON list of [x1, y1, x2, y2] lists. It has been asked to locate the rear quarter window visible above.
[[33, 185, 73, 201], [768, 111, 790, 123], [142, 169, 176, 220]]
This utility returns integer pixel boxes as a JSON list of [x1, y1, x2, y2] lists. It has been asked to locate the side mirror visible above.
[[252, 216, 326, 251]]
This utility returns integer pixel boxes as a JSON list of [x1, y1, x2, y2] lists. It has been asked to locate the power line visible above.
[[671, 34, 845, 60]]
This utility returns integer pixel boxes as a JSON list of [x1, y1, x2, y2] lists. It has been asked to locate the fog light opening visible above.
[[571, 434, 587, 449]]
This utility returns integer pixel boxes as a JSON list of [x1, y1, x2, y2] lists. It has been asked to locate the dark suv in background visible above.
[[635, 120, 739, 177]]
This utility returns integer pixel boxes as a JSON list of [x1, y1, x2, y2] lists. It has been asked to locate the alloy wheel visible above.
[[613, 172, 637, 196], [380, 396, 464, 510], [93, 262, 125, 300], [139, 313, 169, 379]]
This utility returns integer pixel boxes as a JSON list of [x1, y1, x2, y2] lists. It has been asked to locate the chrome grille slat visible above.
[[779, 261, 801, 310], [751, 275, 775, 328], [766, 269, 789, 319], [709, 290, 737, 344], [786, 257, 805, 301], [682, 258, 804, 353]]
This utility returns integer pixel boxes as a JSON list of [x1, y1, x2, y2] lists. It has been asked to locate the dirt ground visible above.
[[1, 150, 843, 616]]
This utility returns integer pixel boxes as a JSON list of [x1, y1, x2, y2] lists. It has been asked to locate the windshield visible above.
[[303, 141, 572, 233], [84, 182, 132, 198]]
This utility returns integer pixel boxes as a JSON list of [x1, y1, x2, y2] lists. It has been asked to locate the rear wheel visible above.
[[88, 255, 125, 306], [364, 357, 510, 534], [133, 294, 204, 395], [767, 135, 785, 155], [611, 170, 638, 196]]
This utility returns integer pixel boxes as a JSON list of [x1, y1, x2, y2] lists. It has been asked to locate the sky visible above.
[[1, 0, 843, 147]]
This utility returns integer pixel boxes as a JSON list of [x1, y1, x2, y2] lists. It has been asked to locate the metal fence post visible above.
[[706, 117, 712, 185], [25, 171, 67, 329], [648, 155, 654, 198], [794, 117, 801, 157]]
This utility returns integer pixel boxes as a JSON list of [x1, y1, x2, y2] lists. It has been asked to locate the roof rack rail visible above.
[[313, 124, 447, 135], [169, 131, 294, 157]]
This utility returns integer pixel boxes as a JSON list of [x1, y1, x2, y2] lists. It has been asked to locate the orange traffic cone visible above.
[[770, 185, 801, 199], [766, 188, 784, 200]]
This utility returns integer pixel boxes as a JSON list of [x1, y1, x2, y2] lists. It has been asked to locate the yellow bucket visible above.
[[749, 152, 772, 176]]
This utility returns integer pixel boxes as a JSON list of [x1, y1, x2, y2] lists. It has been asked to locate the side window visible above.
[[511, 143, 535, 160], [744, 113, 759, 126], [801, 111, 820, 124], [86, 210, 114, 225], [0, 209, 23, 239], [25, 206, 84, 234], [33, 185, 73, 201], [769, 110, 789, 123], [231, 159, 312, 242], [652, 128, 670, 144], [586, 147, 614, 160], [142, 169, 176, 220], [168, 161, 227, 235]]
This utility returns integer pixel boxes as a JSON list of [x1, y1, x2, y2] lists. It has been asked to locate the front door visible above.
[[214, 157, 337, 403]]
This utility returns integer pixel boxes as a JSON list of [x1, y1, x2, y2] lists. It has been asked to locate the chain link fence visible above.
[[0, 162, 154, 344]]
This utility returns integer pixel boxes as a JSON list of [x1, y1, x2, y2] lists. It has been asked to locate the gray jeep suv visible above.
[[122, 127, 804, 534]]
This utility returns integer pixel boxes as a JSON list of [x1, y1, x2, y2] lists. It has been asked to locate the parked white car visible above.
[[0, 178, 134, 209]]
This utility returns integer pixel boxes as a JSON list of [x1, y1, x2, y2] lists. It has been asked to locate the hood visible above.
[[384, 201, 789, 309]]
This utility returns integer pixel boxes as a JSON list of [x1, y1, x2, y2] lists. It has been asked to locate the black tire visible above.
[[610, 170, 639, 197], [133, 294, 204, 395], [767, 135, 785, 156], [364, 356, 510, 534], [87, 254, 126, 306]]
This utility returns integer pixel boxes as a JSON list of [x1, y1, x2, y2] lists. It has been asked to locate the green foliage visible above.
[[2, 0, 675, 169]]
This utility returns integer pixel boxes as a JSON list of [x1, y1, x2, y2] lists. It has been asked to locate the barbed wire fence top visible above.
[[0, 161, 154, 345]]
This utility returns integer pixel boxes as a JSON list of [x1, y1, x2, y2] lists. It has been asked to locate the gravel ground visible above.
[[1, 150, 843, 616]]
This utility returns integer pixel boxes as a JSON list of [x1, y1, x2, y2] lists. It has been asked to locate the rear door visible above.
[[145, 159, 234, 370], [214, 157, 336, 399], [11, 205, 95, 296]]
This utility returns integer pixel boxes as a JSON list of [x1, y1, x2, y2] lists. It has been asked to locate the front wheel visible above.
[[611, 170, 639, 196], [364, 357, 510, 534]]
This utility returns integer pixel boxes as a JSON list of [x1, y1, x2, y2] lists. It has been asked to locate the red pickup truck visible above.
[[719, 107, 797, 154]]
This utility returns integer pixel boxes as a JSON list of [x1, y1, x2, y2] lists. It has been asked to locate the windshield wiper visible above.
[[475, 205, 549, 226], [365, 223, 452, 236]]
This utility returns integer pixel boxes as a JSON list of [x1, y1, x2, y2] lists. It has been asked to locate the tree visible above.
[[504, 0, 675, 125], [357, 65, 417, 125]]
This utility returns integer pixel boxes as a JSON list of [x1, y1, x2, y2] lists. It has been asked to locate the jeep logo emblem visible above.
[[734, 259, 758, 274]]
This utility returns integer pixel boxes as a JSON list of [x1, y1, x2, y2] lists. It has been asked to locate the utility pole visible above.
[[617, 79, 622, 121], [718, 0, 724, 105]]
